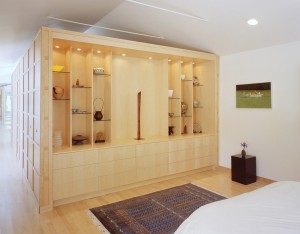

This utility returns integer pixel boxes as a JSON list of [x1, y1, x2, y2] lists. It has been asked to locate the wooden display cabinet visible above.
[[12, 27, 219, 212]]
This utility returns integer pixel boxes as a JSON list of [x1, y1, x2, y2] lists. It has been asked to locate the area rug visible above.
[[89, 183, 226, 234]]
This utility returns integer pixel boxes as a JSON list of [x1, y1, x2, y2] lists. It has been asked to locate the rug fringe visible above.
[[87, 210, 111, 234]]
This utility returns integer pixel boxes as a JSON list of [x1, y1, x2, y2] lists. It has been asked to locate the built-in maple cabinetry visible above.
[[12, 27, 218, 211]]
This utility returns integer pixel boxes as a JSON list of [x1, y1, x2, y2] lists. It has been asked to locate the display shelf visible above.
[[93, 119, 111, 121], [168, 97, 180, 100], [52, 71, 70, 74], [93, 74, 111, 77], [168, 116, 180, 118], [52, 98, 70, 101], [193, 106, 204, 109], [72, 86, 92, 88], [72, 112, 92, 115]]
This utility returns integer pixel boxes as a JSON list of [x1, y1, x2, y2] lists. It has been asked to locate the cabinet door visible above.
[[33, 117, 40, 145], [34, 63, 40, 90], [34, 91, 40, 115], [28, 115, 34, 139], [33, 144, 40, 175]]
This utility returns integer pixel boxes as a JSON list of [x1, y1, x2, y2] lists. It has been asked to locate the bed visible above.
[[175, 181, 300, 234]]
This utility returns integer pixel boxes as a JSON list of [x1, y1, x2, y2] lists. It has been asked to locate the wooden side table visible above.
[[231, 154, 256, 185]]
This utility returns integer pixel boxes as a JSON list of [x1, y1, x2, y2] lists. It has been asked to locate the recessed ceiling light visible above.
[[247, 18, 258, 26], [77, 48, 81, 51], [55, 45, 60, 49], [97, 50, 101, 53], [122, 53, 126, 57]]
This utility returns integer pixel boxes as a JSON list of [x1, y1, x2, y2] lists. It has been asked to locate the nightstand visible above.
[[231, 154, 256, 185]]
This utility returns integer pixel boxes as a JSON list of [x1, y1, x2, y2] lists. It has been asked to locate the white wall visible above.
[[219, 41, 300, 181]]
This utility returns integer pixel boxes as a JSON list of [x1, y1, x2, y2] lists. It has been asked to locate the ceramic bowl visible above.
[[168, 112, 174, 117]]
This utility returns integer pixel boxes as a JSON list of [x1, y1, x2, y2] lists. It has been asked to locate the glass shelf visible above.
[[182, 79, 192, 82], [93, 74, 111, 77], [181, 115, 192, 117], [168, 97, 180, 100], [72, 86, 92, 88], [53, 98, 70, 101], [52, 71, 70, 74], [168, 116, 180, 118], [93, 119, 111, 122], [193, 106, 204, 109], [193, 84, 204, 87], [72, 112, 92, 115]]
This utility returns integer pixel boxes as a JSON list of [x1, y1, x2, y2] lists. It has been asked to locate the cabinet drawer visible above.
[[53, 150, 98, 169], [53, 164, 99, 186], [98, 145, 135, 162], [98, 157, 136, 176], [136, 142, 168, 157], [53, 177, 98, 200], [99, 170, 136, 190]]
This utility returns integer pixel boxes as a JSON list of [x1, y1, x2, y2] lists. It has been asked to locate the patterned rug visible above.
[[89, 184, 226, 234]]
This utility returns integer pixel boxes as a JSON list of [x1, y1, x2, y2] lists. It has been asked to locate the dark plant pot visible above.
[[241, 149, 246, 158], [94, 111, 103, 121]]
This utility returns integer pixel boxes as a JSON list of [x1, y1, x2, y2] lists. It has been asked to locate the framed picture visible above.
[[236, 82, 271, 108]]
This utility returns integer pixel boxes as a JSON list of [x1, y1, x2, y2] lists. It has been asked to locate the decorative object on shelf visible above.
[[52, 65, 64, 72], [181, 102, 188, 115], [168, 126, 175, 135], [193, 123, 202, 133], [193, 76, 199, 86], [240, 141, 248, 158], [183, 125, 188, 134], [168, 112, 174, 117], [72, 135, 88, 145], [76, 79, 80, 86], [180, 74, 185, 80], [135, 91, 144, 140], [53, 86, 64, 99], [93, 98, 104, 121], [93, 67, 105, 75], [168, 89, 174, 97], [53, 130, 63, 147], [193, 100, 200, 108], [95, 132, 105, 143]]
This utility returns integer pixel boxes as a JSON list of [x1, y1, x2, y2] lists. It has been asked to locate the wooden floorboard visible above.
[[0, 122, 274, 234]]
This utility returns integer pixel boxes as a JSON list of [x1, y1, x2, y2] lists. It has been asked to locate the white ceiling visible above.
[[1, 0, 300, 84]]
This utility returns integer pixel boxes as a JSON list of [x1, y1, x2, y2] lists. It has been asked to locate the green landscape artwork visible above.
[[236, 82, 271, 108]]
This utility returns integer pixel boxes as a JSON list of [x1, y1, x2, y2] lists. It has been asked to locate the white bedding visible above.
[[175, 181, 300, 234]]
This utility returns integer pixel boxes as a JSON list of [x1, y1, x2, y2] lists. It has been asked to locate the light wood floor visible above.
[[0, 122, 274, 234]]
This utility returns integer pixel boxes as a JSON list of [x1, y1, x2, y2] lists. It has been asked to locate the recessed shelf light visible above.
[[122, 53, 126, 57], [180, 61, 184, 64], [247, 18, 258, 26], [192, 62, 195, 65], [97, 50, 101, 54], [55, 45, 60, 49], [77, 48, 81, 51], [168, 59, 172, 62], [148, 57, 152, 60]]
